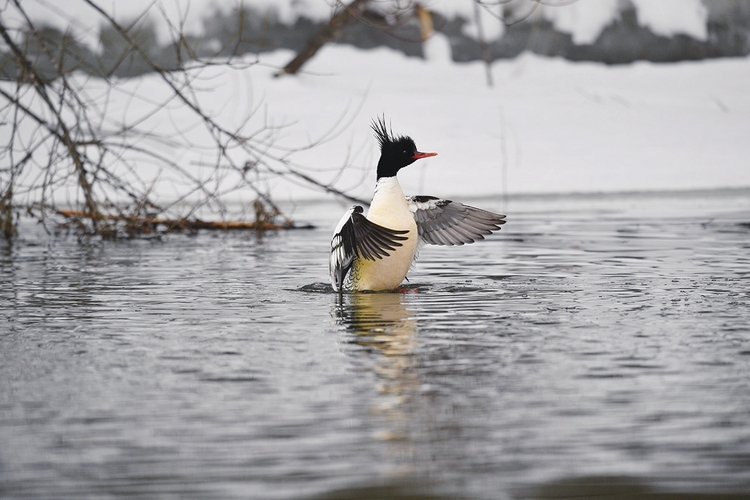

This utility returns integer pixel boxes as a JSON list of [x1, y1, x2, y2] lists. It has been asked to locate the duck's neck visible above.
[[368, 176, 412, 228]]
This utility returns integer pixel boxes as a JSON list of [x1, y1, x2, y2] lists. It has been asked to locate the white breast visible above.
[[368, 177, 416, 230], [352, 177, 418, 290]]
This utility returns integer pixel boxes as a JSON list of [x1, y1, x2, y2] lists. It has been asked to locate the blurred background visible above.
[[6, 0, 750, 75], [1, 0, 749, 231]]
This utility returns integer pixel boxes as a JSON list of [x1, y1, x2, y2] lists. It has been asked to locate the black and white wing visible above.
[[407, 195, 506, 246], [329, 206, 410, 291]]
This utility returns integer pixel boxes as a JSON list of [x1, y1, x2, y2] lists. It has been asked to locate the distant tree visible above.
[[276, 0, 371, 76], [273, 0, 530, 81]]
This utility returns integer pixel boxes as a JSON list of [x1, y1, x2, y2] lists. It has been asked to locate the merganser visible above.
[[329, 118, 506, 292]]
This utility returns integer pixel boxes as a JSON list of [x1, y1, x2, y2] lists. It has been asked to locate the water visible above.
[[1, 189, 749, 499]]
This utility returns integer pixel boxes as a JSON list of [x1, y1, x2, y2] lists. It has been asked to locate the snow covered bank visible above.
[[250, 45, 750, 202], [3, 43, 749, 210]]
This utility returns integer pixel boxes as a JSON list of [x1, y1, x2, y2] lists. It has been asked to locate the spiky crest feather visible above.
[[371, 116, 409, 151]]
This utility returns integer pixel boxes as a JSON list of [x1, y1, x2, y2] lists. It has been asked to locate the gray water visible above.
[[1, 189, 749, 499]]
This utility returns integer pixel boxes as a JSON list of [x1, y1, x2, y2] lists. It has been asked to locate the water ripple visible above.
[[2, 191, 750, 499]]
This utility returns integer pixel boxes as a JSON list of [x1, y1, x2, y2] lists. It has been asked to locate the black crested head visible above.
[[371, 116, 437, 179]]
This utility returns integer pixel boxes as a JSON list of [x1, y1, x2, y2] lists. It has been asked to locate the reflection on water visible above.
[[1, 190, 750, 499], [335, 292, 418, 454], [337, 292, 416, 354]]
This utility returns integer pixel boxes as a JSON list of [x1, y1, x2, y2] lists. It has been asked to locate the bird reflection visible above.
[[334, 292, 419, 452]]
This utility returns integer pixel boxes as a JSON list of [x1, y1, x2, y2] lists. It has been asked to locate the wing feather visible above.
[[407, 195, 506, 246], [329, 206, 409, 291]]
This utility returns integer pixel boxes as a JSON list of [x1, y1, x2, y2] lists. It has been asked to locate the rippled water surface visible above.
[[1, 190, 750, 499]]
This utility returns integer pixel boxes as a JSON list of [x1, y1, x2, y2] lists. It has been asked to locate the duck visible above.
[[329, 118, 506, 292]]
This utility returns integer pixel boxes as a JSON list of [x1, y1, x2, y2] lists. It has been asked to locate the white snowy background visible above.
[[4, 0, 749, 204]]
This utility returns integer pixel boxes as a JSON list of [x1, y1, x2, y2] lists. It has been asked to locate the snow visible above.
[[422, 32, 453, 62], [14, 43, 748, 205], [630, 0, 709, 41], [248, 46, 750, 202], [453, 1, 505, 42], [539, 0, 709, 45], [541, 0, 620, 45]]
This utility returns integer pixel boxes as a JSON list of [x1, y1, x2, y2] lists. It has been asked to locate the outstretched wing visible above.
[[329, 206, 410, 290], [407, 196, 506, 246]]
